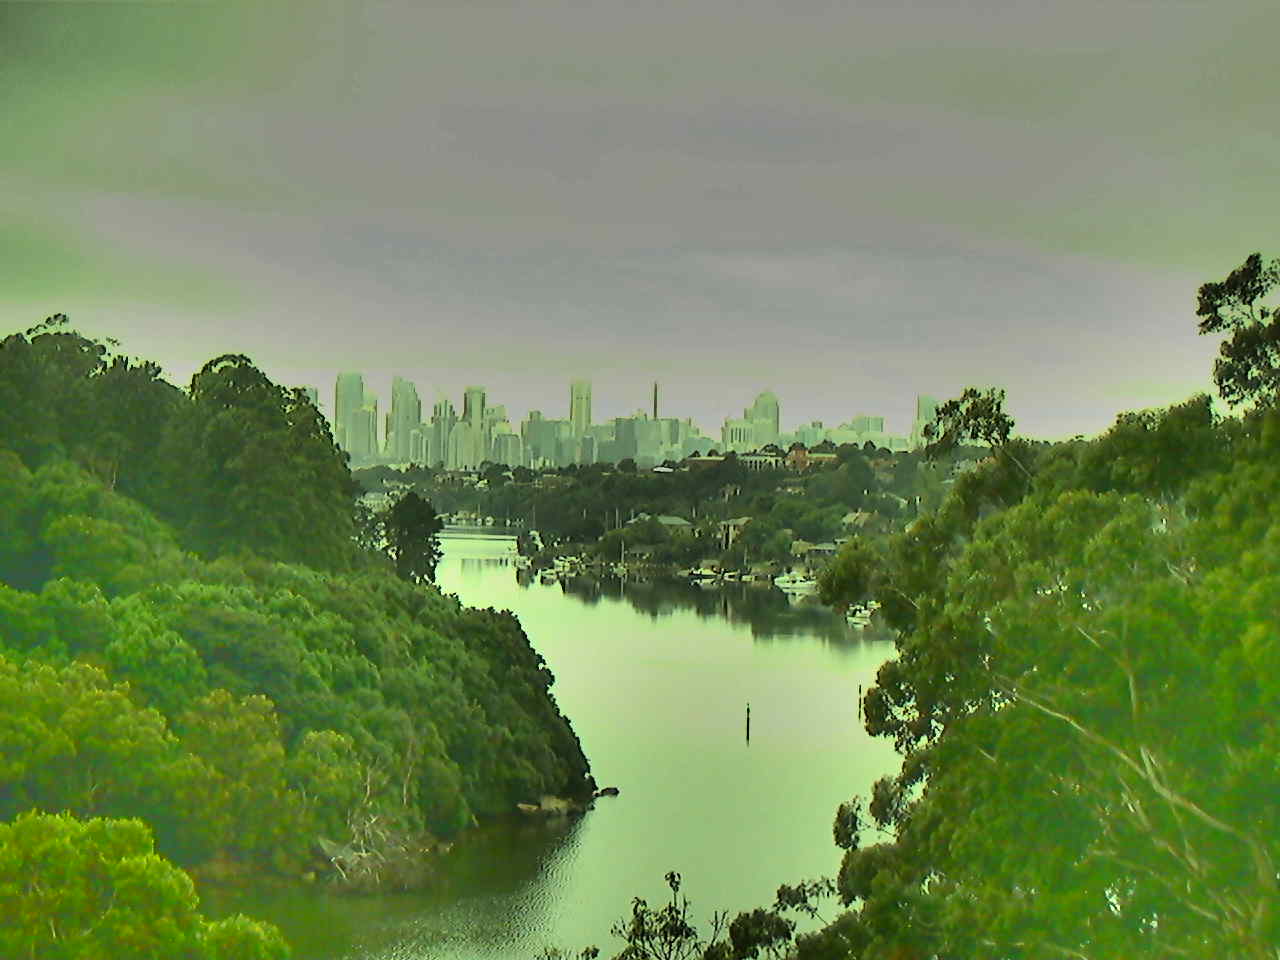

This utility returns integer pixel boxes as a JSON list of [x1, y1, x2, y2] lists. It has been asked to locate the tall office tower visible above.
[[347, 401, 378, 462], [491, 424, 523, 467], [445, 421, 474, 470], [911, 395, 940, 449], [570, 380, 592, 437], [463, 386, 486, 427], [917, 395, 939, 424], [334, 372, 364, 451], [459, 386, 487, 468], [748, 391, 781, 445], [430, 397, 456, 468], [387, 376, 422, 462]]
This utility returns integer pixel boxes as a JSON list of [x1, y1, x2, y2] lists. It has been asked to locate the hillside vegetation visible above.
[[0, 319, 595, 955]]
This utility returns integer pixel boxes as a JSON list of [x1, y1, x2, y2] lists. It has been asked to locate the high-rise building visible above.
[[387, 376, 422, 462], [491, 425, 524, 467], [346, 395, 378, 463], [748, 391, 781, 446], [570, 380, 592, 438], [463, 386, 486, 427], [446, 421, 477, 470], [334, 372, 364, 451], [911, 395, 940, 449], [430, 397, 456, 468]]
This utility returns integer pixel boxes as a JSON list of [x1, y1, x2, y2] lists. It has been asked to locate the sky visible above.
[[2, 0, 1276, 441]]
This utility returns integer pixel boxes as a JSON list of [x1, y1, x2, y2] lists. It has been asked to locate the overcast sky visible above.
[[3, 0, 1275, 440]]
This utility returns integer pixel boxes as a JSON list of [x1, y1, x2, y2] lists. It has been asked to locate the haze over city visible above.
[[4, 1, 1275, 438]]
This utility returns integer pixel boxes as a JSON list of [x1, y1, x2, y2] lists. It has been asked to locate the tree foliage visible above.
[[383, 491, 444, 585], [0, 811, 288, 960], [0, 324, 597, 905], [1197, 252, 1280, 407]]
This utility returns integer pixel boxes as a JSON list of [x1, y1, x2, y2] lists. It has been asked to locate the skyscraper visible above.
[[387, 376, 422, 462], [334, 372, 364, 452], [457, 387, 487, 468], [346, 395, 378, 462], [431, 396, 456, 468], [570, 380, 592, 437], [463, 386, 486, 427], [748, 391, 780, 446], [911, 395, 940, 449]]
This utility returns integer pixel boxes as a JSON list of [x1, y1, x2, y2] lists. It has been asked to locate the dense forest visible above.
[[0, 318, 595, 958]]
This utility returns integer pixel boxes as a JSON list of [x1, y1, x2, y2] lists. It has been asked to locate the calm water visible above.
[[203, 535, 898, 958]]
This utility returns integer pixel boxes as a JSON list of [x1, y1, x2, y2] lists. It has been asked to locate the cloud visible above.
[[2, 0, 1269, 440]]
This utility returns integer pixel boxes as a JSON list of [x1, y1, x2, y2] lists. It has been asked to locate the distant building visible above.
[[570, 380, 592, 438], [748, 391, 780, 446], [720, 391, 782, 453], [430, 397, 456, 468], [740, 452, 784, 471], [386, 376, 421, 462], [346, 398, 378, 463], [491, 426, 524, 467], [911, 394, 940, 449], [795, 421, 826, 448], [786, 449, 838, 471], [334, 372, 364, 452]]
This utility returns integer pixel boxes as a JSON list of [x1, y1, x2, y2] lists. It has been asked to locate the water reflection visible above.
[[458, 547, 873, 643]]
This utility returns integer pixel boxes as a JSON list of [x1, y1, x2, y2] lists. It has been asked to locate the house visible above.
[[785, 449, 839, 470], [740, 452, 784, 472]]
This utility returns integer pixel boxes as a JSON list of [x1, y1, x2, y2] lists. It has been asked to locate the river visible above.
[[202, 534, 898, 958]]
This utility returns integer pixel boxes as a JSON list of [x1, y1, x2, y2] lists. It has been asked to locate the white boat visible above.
[[688, 567, 718, 581], [773, 572, 818, 593], [845, 600, 880, 629]]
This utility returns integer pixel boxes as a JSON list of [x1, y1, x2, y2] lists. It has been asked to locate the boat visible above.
[[845, 600, 880, 629], [688, 567, 718, 581], [773, 572, 818, 593]]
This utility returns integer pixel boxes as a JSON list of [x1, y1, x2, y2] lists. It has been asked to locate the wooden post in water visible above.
[[746, 702, 751, 743], [857, 685, 862, 722]]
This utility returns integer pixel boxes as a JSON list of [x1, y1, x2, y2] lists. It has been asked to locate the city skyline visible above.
[[319, 368, 939, 469], [4, 2, 1272, 442]]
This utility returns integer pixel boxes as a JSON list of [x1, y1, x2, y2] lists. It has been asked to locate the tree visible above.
[[383, 491, 444, 585], [0, 811, 289, 960], [618, 458, 638, 473], [1196, 251, 1280, 406], [161, 355, 358, 569], [924, 386, 1034, 481]]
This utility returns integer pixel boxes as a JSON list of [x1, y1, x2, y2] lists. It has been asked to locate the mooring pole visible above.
[[857, 685, 863, 721], [746, 702, 751, 743]]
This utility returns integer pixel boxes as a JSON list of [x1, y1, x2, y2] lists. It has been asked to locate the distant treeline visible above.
[[356, 440, 980, 570]]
